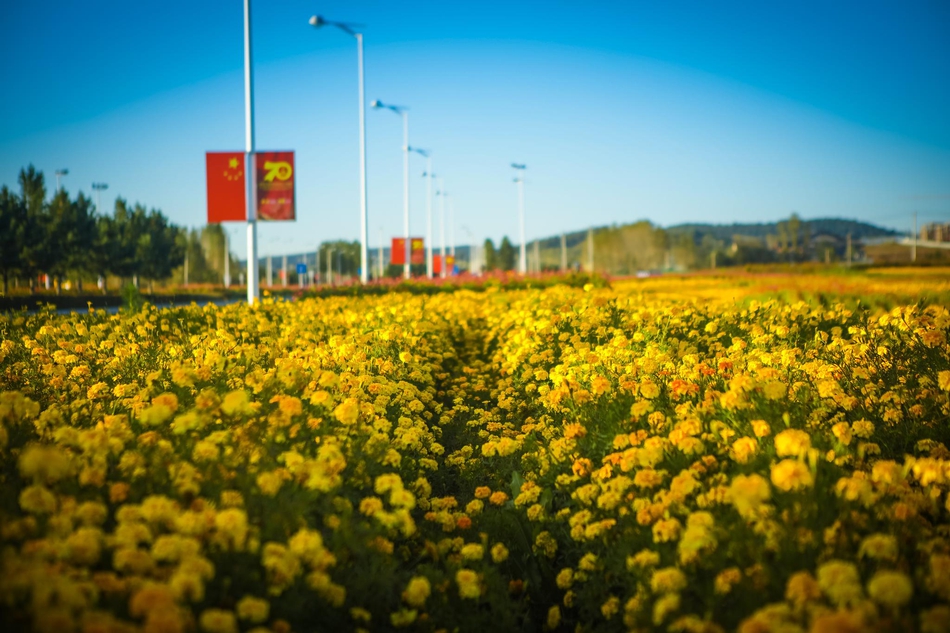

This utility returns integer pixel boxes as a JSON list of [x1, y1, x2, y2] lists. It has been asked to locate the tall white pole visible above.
[[244, 0, 259, 304], [426, 158, 433, 278], [518, 177, 526, 275], [402, 111, 410, 279], [378, 228, 384, 279], [357, 34, 369, 284], [282, 254, 288, 287], [438, 179, 446, 278], [450, 197, 456, 258], [560, 233, 567, 271]]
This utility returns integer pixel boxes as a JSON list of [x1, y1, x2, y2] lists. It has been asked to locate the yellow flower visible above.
[[784, 571, 820, 607], [858, 534, 898, 561], [390, 609, 418, 627], [461, 543, 484, 561], [333, 398, 360, 425], [831, 422, 853, 445], [773, 429, 811, 458], [18, 444, 72, 483], [140, 393, 179, 425], [546, 605, 561, 629], [714, 568, 742, 595], [751, 420, 771, 438], [214, 508, 249, 550], [129, 583, 177, 618], [939, 370, 950, 392], [601, 596, 620, 619], [491, 543, 509, 563], [236, 596, 270, 623], [256, 471, 284, 496], [770, 459, 813, 492], [556, 568, 573, 589], [816, 560, 862, 606], [456, 569, 481, 599], [199, 609, 238, 633], [731, 437, 758, 464], [19, 484, 57, 514], [403, 576, 431, 607], [221, 390, 254, 416], [728, 473, 771, 518], [650, 567, 687, 594], [653, 518, 682, 543], [867, 570, 912, 609]]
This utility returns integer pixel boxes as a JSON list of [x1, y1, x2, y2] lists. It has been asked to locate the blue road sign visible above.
[[296, 263, 307, 275]]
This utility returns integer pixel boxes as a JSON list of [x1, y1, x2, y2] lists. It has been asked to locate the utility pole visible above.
[[534, 239, 540, 273], [327, 248, 334, 286], [560, 233, 567, 271], [282, 254, 288, 287], [266, 256, 273, 287]]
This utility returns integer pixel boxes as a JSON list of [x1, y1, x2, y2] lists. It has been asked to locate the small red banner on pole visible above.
[[256, 151, 295, 221], [391, 238, 407, 266], [433, 254, 455, 275], [410, 238, 425, 265], [206, 152, 247, 222]]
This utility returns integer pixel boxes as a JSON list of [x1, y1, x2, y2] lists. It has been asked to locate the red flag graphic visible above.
[[391, 238, 407, 266], [206, 152, 246, 222]]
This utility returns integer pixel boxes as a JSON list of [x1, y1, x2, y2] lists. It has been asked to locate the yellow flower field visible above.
[[2, 270, 950, 632]]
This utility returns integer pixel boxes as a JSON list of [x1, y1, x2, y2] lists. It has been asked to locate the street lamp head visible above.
[[410, 147, 429, 158], [92, 183, 108, 191], [308, 15, 324, 27], [511, 163, 526, 170], [371, 99, 382, 108], [55, 169, 68, 176]]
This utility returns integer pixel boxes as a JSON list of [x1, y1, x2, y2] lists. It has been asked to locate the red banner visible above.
[[256, 151, 295, 221], [411, 238, 425, 265], [391, 238, 407, 266], [433, 254, 455, 275], [206, 152, 246, 222], [392, 237, 425, 266]]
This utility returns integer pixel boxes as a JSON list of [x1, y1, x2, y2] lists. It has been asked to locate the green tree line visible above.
[[0, 165, 185, 294]]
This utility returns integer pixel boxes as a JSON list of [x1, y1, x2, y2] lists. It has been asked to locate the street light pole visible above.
[[91, 183, 108, 215], [55, 169, 68, 191], [310, 15, 368, 284], [512, 163, 526, 275], [435, 177, 446, 278], [372, 100, 411, 279], [449, 195, 456, 258], [420, 160, 434, 278], [244, 0, 259, 305]]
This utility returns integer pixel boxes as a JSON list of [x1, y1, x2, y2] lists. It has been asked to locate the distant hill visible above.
[[666, 218, 899, 242]]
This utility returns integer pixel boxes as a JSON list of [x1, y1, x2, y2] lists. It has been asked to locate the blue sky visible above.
[[1, 0, 949, 259]]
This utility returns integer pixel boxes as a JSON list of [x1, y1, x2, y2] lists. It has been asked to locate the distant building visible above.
[[922, 222, 950, 243]]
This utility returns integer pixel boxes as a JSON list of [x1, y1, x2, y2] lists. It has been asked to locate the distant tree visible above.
[[483, 238, 497, 271], [17, 166, 53, 293], [498, 236, 516, 272], [788, 213, 801, 259], [46, 188, 97, 293], [110, 199, 149, 286], [0, 186, 27, 294], [90, 213, 119, 293], [138, 209, 185, 292]]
